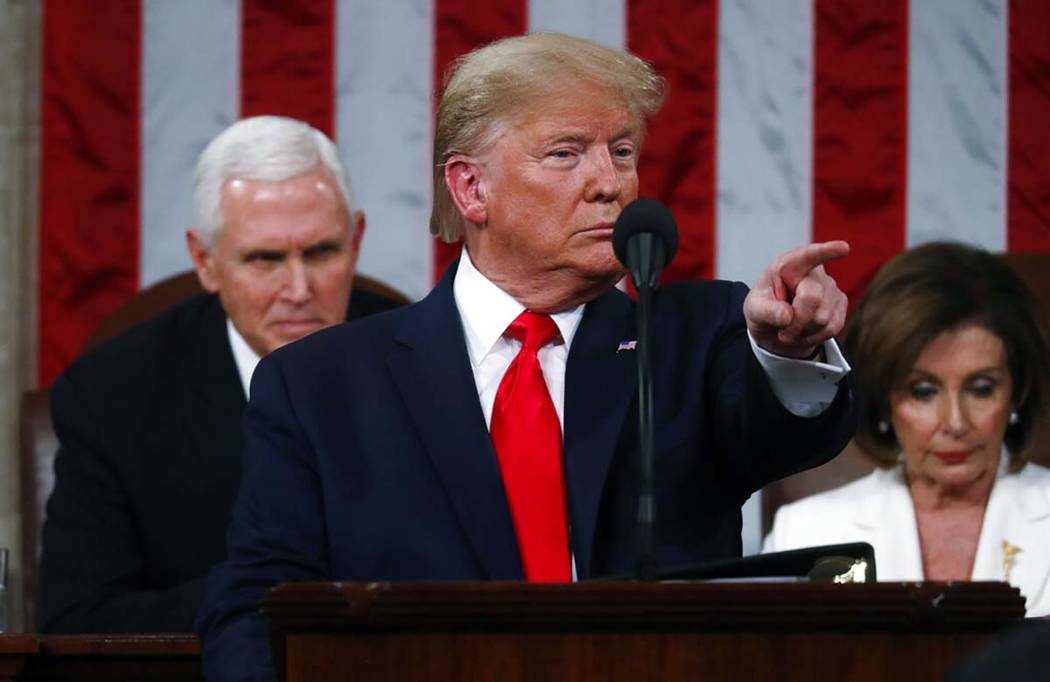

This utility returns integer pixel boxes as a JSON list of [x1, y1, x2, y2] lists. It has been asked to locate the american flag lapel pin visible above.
[[617, 340, 637, 353]]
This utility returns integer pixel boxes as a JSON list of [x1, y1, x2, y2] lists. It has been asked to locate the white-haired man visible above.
[[38, 116, 400, 633], [199, 34, 856, 680]]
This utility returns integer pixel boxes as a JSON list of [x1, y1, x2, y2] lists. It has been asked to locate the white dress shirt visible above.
[[227, 319, 261, 399], [452, 248, 850, 428]]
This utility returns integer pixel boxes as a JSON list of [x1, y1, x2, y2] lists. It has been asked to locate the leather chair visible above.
[[18, 271, 409, 629], [18, 388, 57, 632], [760, 252, 1050, 537]]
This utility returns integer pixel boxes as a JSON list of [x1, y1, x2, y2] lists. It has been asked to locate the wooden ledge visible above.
[[262, 580, 1025, 633]]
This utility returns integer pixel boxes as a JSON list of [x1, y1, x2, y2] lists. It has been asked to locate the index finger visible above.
[[777, 240, 850, 285]]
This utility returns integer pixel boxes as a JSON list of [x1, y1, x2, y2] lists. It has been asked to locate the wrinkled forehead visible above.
[[489, 80, 643, 145], [216, 170, 351, 241]]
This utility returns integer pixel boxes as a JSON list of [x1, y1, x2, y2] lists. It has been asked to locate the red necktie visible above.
[[490, 311, 571, 582]]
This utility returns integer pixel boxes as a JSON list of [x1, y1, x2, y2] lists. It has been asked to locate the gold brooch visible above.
[[1002, 540, 1022, 582]]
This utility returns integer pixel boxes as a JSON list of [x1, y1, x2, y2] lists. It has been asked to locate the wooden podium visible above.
[[262, 581, 1025, 682]]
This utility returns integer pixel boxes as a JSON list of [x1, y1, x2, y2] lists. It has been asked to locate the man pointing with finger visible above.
[[746, 240, 851, 359], [198, 33, 857, 680]]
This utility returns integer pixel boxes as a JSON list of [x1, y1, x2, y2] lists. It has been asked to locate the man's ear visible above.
[[347, 210, 366, 275], [444, 155, 488, 226], [350, 210, 366, 253], [186, 229, 221, 293]]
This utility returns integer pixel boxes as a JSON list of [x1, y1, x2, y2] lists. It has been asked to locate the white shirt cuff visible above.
[[747, 330, 851, 417]]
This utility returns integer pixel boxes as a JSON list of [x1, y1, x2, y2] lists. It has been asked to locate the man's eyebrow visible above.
[[542, 127, 639, 146], [542, 131, 591, 145], [242, 248, 285, 261], [609, 124, 638, 143], [303, 239, 343, 255]]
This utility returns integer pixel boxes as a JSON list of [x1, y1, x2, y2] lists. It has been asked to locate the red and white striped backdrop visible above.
[[39, 0, 1050, 389]]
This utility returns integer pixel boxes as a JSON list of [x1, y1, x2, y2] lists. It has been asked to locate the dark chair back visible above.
[[18, 388, 57, 631]]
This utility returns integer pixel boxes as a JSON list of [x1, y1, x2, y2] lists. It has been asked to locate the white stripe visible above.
[[714, 0, 813, 555], [335, 0, 434, 301], [715, 0, 813, 287], [140, 0, 240, 286], [906, 0, 1007, 251], [528, 0, 625, 49]]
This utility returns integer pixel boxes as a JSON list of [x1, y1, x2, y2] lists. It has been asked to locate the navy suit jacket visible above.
[[198, 264, 855, 680]]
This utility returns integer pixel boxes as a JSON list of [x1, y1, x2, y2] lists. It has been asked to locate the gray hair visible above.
[[430, 32, 666, 243], [192, 115, 355, 247]]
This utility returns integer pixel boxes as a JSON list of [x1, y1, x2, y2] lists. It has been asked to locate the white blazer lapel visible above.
[[971, 454, 1014, 581], [973, 460, 1050, 616], [854, 466, 924, 581]]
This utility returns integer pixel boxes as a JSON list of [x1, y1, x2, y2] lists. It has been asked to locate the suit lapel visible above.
[[854, 467, 924, 581], [386, 266, 523, 579], [1001, 471, 1050, 613], [973, 463, 1050, 606], [181, 296, 247, 474], [562, 288, 637, 579]]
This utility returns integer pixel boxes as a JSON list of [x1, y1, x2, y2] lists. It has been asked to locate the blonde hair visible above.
[[430, 32, 666, 243]]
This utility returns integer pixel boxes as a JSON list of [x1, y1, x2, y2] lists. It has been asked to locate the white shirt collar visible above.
[[226, 318, 261, 398], [453, 248, 585, 366]]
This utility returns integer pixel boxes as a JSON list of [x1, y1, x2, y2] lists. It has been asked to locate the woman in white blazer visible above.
[[765, 242, 1050, 617]]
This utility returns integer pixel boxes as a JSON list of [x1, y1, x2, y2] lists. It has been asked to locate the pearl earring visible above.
[[877, 420, 890, 434], [1009, 411, 1020, 425]]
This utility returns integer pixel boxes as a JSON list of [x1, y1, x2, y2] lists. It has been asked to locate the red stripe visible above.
[[432, 0, 527, 284], [1007, 0, 1050, 251], [812, 0, 908, 300], [38, 0, 141, 387], [241, 0, 336, 137], [628, 0, 719, 282]]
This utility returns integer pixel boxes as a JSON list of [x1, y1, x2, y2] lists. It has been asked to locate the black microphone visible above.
[[612, 198, 679, 581], [613, 197, 679, 291]]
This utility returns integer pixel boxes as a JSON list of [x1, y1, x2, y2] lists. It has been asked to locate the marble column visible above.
[[0, 0, 42, 632]]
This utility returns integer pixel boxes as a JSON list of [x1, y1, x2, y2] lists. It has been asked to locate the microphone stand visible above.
[[626, 234, 665, 581]]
